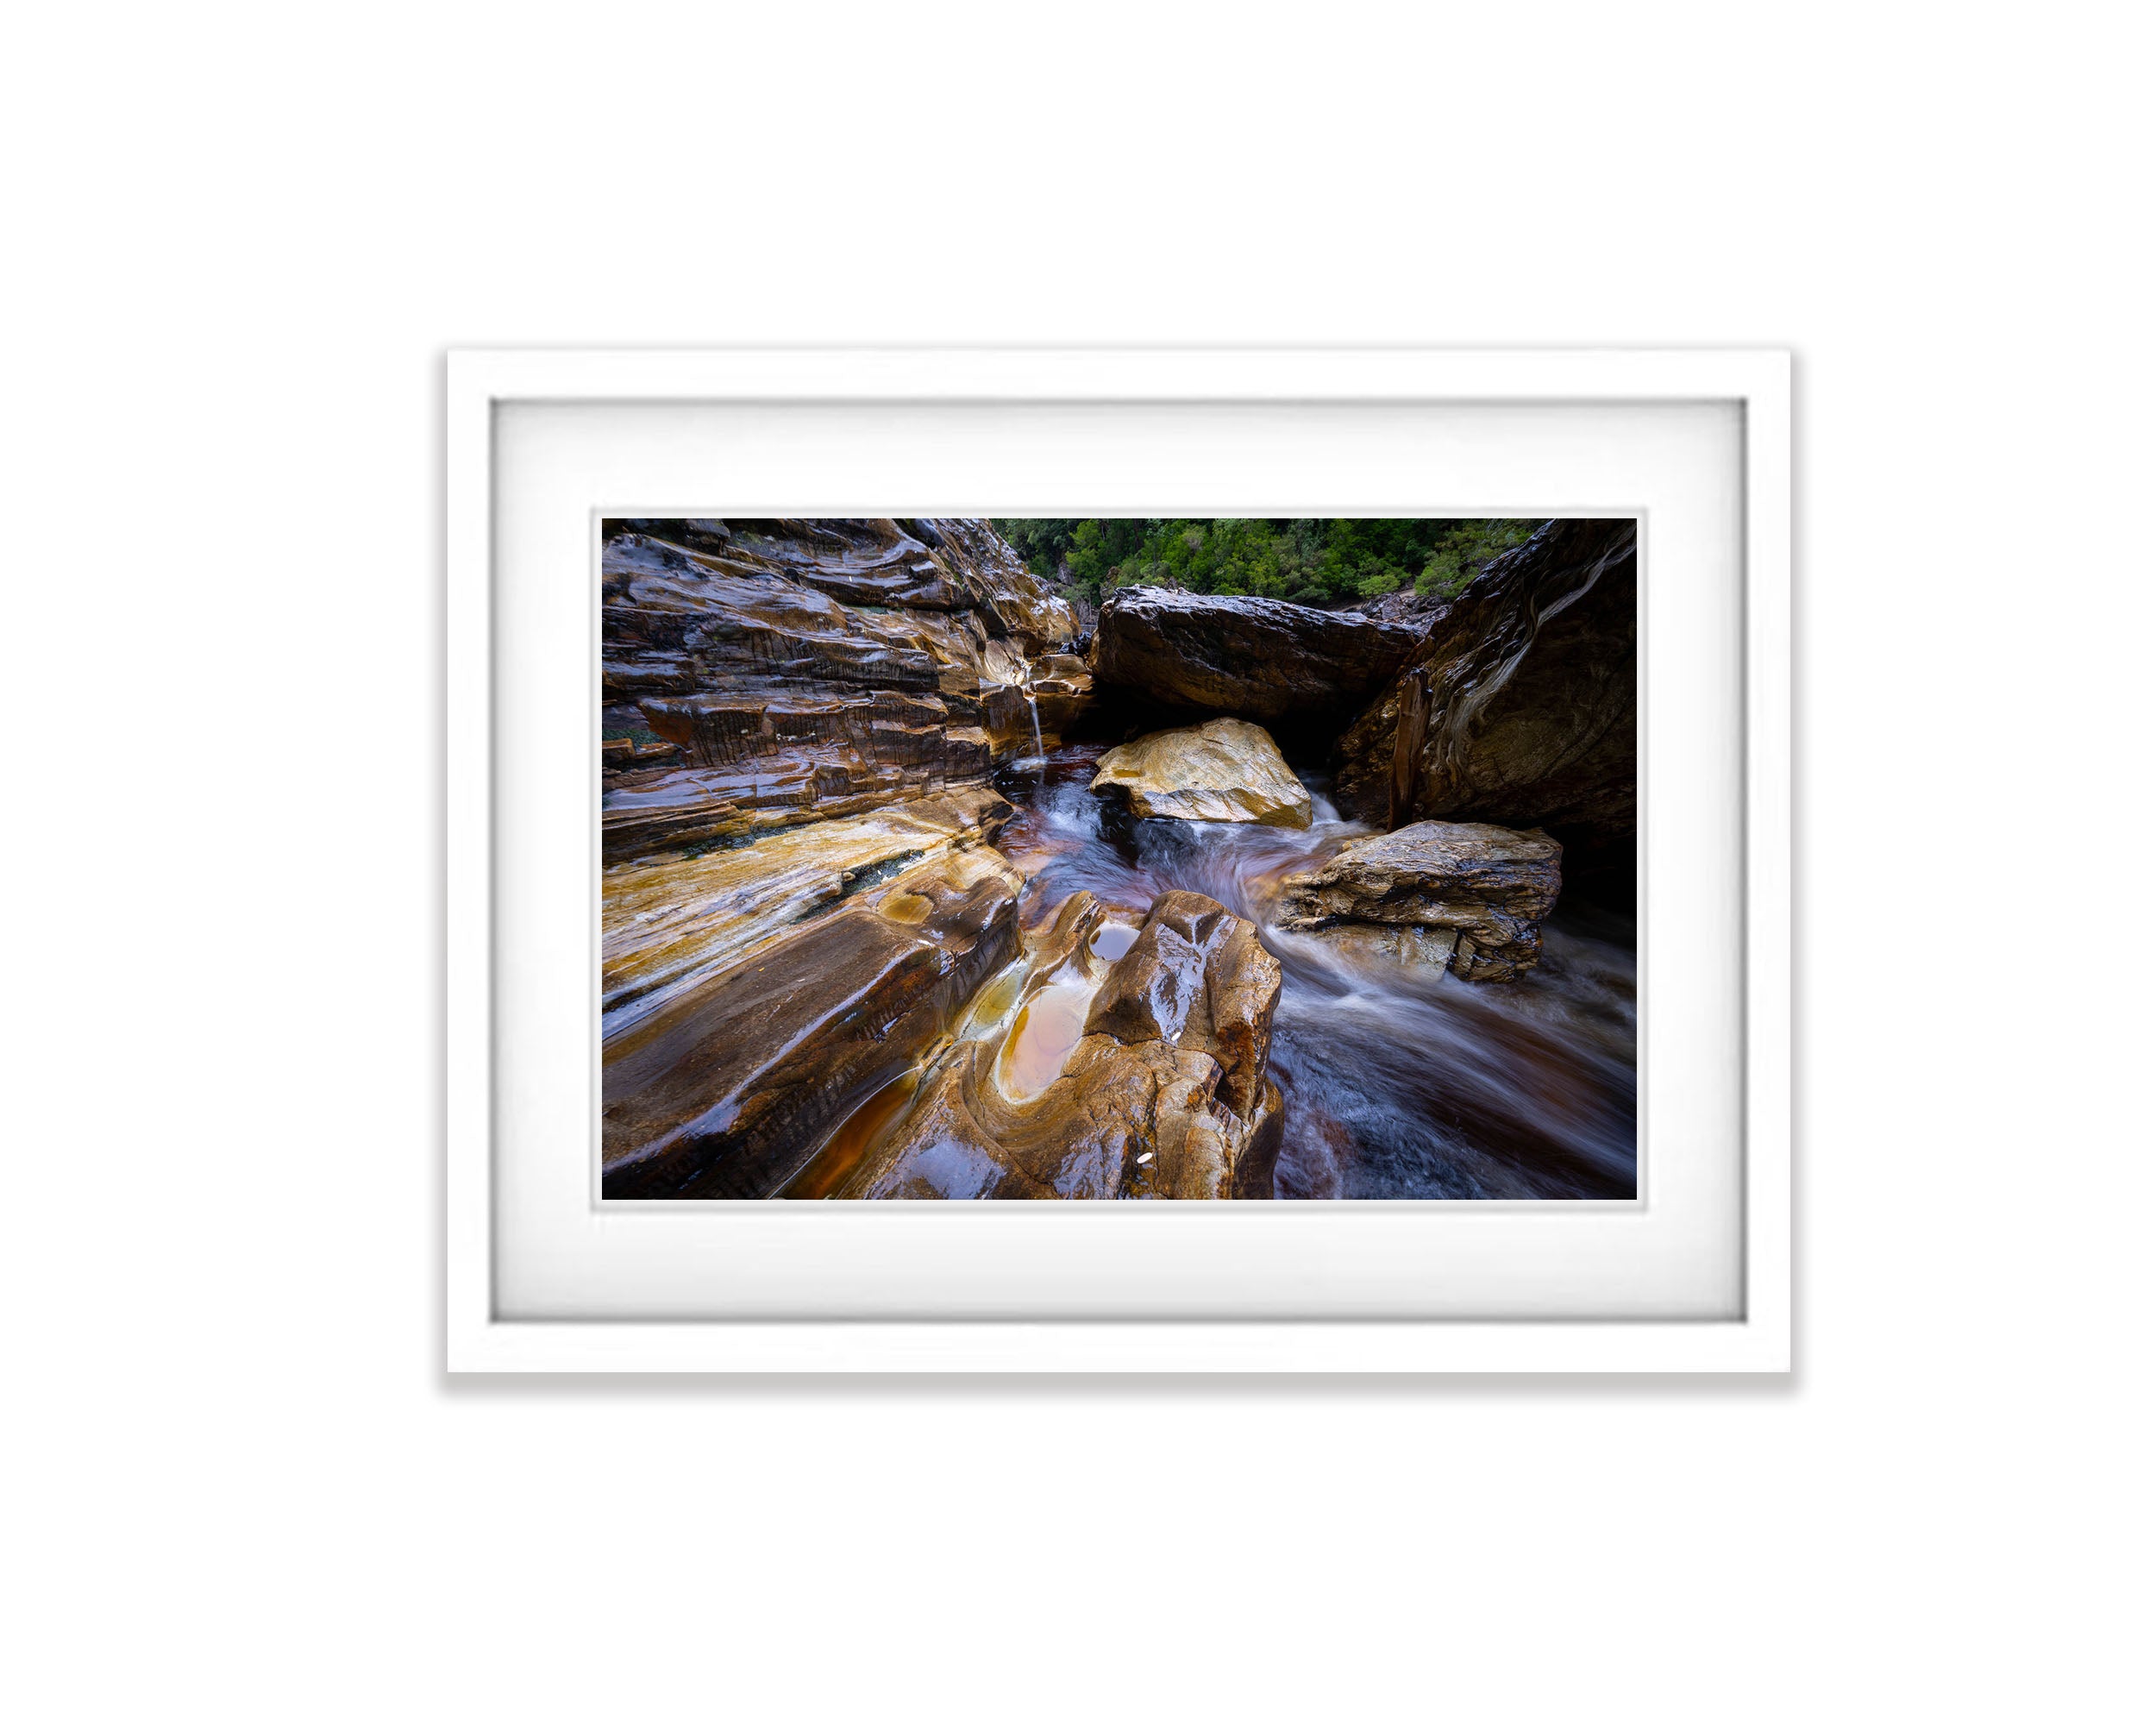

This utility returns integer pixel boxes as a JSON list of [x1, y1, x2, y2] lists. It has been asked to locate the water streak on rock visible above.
[[993, 745, 1636, 1199]]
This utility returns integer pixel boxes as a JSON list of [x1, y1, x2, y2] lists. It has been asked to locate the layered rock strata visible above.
[[1089, 718, 1312, 828], [601, 846, 1025, 1199], [1268, 821, 1563, 982], [805, 890, 1286, 1200], [1333, 519, 1636, 845], [601, 785, 1013, 1038], [602, 519, 1084, 861]]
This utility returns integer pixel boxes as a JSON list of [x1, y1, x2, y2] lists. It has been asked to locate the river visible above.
[[992, 744, 1638, 1199]]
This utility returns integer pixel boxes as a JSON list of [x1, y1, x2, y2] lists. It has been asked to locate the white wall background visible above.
[[4, 4, 2147, 1721]]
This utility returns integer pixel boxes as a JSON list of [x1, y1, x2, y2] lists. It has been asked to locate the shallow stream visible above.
[[992, 745, 1638, 1199]]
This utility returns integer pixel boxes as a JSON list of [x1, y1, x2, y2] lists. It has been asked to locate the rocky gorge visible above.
[[601, 517, 1638, 1200], [601, 518, 1088, 860]]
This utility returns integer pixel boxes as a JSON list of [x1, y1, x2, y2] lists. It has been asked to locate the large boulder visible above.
[[796, 890, 1287, 1200], [1267, 821, 1562, 982], [1333, 520, 1636, 850], [1089, 718, 1312, 827], [1091, 586, 1420, 731], [602, 519, 1084, 859], [601, 845, 1024, 1198]]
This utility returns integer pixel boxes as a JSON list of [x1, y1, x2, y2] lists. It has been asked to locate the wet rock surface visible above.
[[602, 520, 1081, 860], [1091, 586, 1420, 729], [987, 743, 1637, 1198], [1019, 651, 1094, 747], [1333, 519, 1636, 849], [1269, 821, 1563, 982], [1090, 718, 1312, 828], [596, 518, 1636, 1201], [805, 891, 1286, 1200], [601, 846, 1024, 1199], [601, 785, 1013, 1038], [1084, 890, 1281, 1120], [603, 692, 1000, 862]]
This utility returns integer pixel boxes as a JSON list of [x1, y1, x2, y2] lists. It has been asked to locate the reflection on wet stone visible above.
[[599, 518, 1637, 1201]]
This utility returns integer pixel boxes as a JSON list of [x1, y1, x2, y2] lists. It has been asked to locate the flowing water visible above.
[[993, 745, 1638, 1199]]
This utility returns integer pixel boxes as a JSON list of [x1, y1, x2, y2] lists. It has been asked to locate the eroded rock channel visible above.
[[601, 518, 1638, 1200]]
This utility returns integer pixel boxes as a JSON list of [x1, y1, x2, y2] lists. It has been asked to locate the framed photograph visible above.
[[448, 348, 1789, 1371]]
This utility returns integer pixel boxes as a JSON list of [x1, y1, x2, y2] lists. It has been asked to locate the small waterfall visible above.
[[1025, 689, 1045, 778]]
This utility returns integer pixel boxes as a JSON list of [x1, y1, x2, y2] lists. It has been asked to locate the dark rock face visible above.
[[1268, 821, 1563, 982], [1090, 586, 1420, 736], [601, 847, 1024, 1198], [1333, 520, 1636, 852], [824, 890, 1286, 1200], [602, 519, 1084, 860]]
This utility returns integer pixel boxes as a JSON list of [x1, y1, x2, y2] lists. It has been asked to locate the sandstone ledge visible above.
[[601, 846, 1024, 1199], [1269, 820, 1562, 982]]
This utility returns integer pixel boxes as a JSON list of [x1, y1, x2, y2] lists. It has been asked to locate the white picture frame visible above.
[[448, 348, 1790, 1373]]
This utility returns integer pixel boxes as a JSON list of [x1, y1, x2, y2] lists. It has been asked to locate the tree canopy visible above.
[[992, 518, 1541, 608]]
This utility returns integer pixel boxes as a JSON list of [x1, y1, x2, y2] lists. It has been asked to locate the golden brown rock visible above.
[[1268, 820, 1562, 982], [601, 846, 1024, 1199], [602, 519, 1083, 860], [1084, 889, 1281, 1119], [601, 785, 1014, 1038], [1090, 718, 1312, 828], [845, 1034, 1284, 1201], [1027, 653, 1094, 744], [806, 890, 1286, 1200]]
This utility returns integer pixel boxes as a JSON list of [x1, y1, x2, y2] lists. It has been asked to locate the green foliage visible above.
[[993, 518, 1082, 580], [1414, 519, 1539, 599], [993, 518, 1545, 608]]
